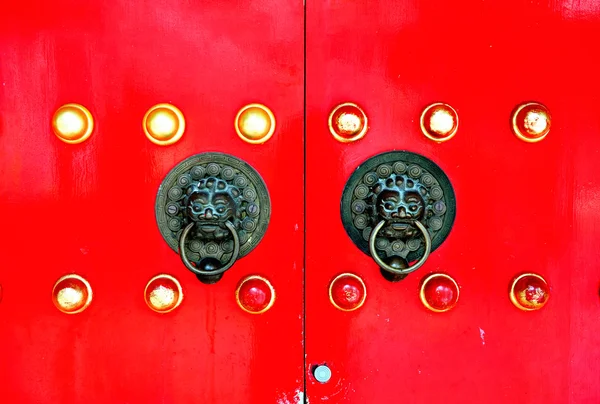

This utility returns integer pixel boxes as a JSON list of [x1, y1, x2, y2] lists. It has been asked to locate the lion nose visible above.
[[398, 207, 407, 218], [204, 208, 214, 220]]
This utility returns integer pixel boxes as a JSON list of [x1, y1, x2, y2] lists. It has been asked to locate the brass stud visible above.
[[510, 273, 549, 311], [419, 273, 460, 313], [144, 274, 183, 314], [235, 103, 276, 144], [511, 102, 551, 143], [328, 102, 368, 143], [52, 274, 92, 314], [52, 103, 94, 144], [420, 103, 459, 142], [143, 103, 186, 146], [235, 275, 276, 314], [328, 273, 367, 312]]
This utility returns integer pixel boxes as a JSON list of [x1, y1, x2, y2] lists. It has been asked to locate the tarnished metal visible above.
[[369, 219, 431, 275], [156, 152, 270, 281], [509, 273, 550, 311], [144, 274, 184, 313], [511, 102, 551, 143], [328, 102, 368, 143], [340, 151, 455, 278], [52, 274, 93, 314], [420, 102, 459, 142]]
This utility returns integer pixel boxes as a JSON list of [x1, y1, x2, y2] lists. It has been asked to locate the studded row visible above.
[[329, 272, 551, 312], [51, 101, 550, 146], [0, 271, 550, 316], [0, 274, 275, 315], [330, 101, 551, 143], [51, 103, 275, 145]]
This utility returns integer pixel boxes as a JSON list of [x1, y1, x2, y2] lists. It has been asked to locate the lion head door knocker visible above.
[[341, 151, 456, 281], [155, 153, 270, 283]]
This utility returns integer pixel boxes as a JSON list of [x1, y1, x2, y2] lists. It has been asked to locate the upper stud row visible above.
[[329, 101, 551, 143], [51, 101, 550, 145], [52, 103, 275, 145]]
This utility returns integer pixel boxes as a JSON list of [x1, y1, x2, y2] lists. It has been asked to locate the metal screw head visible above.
[[314, 365, 332, 383]]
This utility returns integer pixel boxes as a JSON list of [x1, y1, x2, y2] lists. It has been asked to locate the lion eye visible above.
[[409, 205, 418, 212], [216, 205, 226, 214], [384, 202, 395, 210]]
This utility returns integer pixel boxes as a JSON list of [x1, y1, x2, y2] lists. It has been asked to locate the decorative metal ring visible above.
[[369, 220, 432, 275], [179, 221, 240, 276]]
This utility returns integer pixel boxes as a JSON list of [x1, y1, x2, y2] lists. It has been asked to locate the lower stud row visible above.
[[4, 272, 547, 315], [329, 272, 550, 312], [47, 274, 275, 315]]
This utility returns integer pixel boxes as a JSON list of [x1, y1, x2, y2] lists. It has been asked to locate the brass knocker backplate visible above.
[[340, 151, 456, 265], [155, 152, 270, 273]]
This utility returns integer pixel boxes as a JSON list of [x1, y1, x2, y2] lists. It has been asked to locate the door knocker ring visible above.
[[179, 221, 240, 277], [369, 219, 432, 275]]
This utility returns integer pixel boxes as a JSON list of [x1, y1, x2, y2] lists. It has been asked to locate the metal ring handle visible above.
[[179, 221, 240, 276], [369, 220, 432, 275]]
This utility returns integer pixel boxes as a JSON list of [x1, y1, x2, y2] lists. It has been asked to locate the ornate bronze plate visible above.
[[156, 152, 270, 269], [340, 151, 456, 263]]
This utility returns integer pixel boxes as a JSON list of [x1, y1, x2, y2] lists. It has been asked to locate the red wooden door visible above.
[[3, 1, 600, 403], [306, 1, 600, 403], [0, 1, 304, 402]]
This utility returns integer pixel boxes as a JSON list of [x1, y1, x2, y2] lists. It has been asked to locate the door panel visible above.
[[306, 1, 600, 403], [0, 1, 304, 402]]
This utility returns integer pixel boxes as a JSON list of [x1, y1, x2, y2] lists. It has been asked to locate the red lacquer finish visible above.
[[420, 273, 459, 313], [329, 273, 367, 312], [510, 273, 550, 311], [235, 275, 275, 314], [306, 0, 600, 403], [3, 1, 600, 402], [0, 1, 304, 402]]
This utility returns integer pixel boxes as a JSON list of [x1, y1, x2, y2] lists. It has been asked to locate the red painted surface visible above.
[[0, 1, 304, 402], [2, 1, 600, 402], [421, 274, 459, 312], [329, 274, 367, 312], [236, 277, 274, 314], [306, 0, 600, 403]]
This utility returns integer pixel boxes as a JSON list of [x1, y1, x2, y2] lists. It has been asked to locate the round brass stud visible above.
[[52, 103, 94, 144], [511, 102, 551, 143], [52, 274, 92, 314], [328, 102, 368, 143], [328, 273, 367, 312], [419, 273, 460, 313], [235, 103, 276, 144], [235, 275, 276, 314], [143, 103, 186, 146], [144, 274, 183, 313], [420, 103, 459, 142], [510, 273, 549, 311]]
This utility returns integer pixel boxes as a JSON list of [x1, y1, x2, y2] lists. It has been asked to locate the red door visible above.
[[0, 1, 304, 402], [3, 1, 600, 404], [306, 1, 600, 403]]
